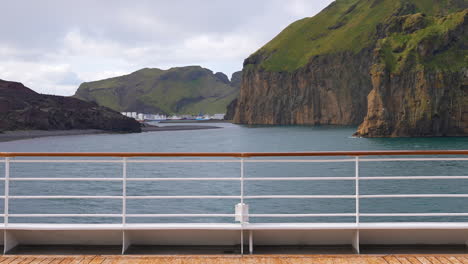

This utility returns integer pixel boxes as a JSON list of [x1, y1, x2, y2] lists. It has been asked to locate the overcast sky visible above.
[[0, 0, 333, 96]]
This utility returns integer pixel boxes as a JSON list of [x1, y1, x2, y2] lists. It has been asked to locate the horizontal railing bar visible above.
[[9, 196, 122, 199], [9, 178, 123, 181], [361, 213, 468, 217], [7, 194, 468, 199], [9, 213, 468, 218], [3, 150, 468, 157], [127, 177, 354, 181], [244, 159, 355, 163], [129, 160, 240, 163], [6, 214, 237, 218], [127, 196, 241, 199], [9, 196, 241, 199], [7, 159, 354, 163], [361, 176, 468, 180], [4, 176, 468, 182], [361, 194, 468, 198], [7, 158, 468, 163], [127, 178, 240, 181], [10, 160, 123, 163], [245, 177, 354, 181], [250, 213, 356, 217], [127, 214, 235, 217], [360, 158, 468, 162], [8, 214, 122, 217], [245, 195, 355, 199]]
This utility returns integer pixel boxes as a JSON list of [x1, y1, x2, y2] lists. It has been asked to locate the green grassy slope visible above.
[[74, 66, 240, 115], [248, 0, 467, 72]]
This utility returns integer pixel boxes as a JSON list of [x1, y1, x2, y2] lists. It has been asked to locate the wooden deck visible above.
[[0, 255, 468, 264]]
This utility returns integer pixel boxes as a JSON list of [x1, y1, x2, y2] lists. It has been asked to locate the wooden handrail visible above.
[[1, 150, 468, 157]]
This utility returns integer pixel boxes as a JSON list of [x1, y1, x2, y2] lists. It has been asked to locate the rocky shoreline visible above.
[[0, 125, 221, 143]]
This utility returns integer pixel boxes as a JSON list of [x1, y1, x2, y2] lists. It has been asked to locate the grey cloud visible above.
[[0, 0, 333, 95]]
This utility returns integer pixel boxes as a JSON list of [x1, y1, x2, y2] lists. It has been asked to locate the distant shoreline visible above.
[[0, 125, 221, 143], [158, 120, 231, 124]]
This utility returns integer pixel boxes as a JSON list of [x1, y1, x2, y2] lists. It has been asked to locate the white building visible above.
[[211, 114, 225, 120]]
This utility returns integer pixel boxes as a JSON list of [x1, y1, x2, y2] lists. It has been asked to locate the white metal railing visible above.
[[1, 153, 468, 223], [1, 151, 468, 254]]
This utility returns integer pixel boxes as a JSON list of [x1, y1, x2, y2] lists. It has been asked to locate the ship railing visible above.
[[1, 150, 468, 254]]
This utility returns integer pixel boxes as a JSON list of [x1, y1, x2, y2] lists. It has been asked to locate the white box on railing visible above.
[[235, 203, 249, 223]]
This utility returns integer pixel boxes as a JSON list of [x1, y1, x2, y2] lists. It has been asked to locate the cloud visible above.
[[0, 61, 82, 95], [0, 0, 333, 96]]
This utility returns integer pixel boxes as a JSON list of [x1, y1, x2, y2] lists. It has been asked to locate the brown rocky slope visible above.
[[0, 79, 141, 133]]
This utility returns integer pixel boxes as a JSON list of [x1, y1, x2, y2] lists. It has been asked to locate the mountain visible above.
[[233, 0, 467, 137], [0, 79, 141, 132], [74, 66, 241, 115]]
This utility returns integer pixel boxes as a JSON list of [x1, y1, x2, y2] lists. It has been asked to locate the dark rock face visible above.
[[230, 71, 243, 89], [235, 50, 373, 125], [223, 71, 243, 120], [224, 98, 238, 121], [214, 72, 230, 84], [0, 79, 141, 133]]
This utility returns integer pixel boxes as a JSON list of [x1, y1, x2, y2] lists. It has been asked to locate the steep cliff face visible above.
[[75, 66, 240, 115], [234, 0, 467, 137], [236, 50, 373, 125], [0, 79, 141, 132], [224, 71, 242, 120], [355, 10, 468, 137]]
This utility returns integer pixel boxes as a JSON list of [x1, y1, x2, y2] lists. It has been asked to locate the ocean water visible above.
[[1, 122, 468, 224]]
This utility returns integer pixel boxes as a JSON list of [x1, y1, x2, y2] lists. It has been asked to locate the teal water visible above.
[[1, 123, 468, 224]]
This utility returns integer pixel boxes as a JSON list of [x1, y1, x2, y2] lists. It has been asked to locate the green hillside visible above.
[[249, 0, 467, 72], [74, 66, 240, 115]]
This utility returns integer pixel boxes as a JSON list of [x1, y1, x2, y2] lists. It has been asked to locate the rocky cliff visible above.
[[0, 79, 141, 132], [355, 9, 468, 137], [234, 0, 467, 137], [75, 66, 241, 115]]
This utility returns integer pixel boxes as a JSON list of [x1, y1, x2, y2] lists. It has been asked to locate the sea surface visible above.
[[1, 122, 468, 224]]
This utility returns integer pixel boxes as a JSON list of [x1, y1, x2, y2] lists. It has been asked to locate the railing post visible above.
[[240, 157, 244, 255], [4, 157, 10, 226], [237, 157, 252, 254], [122, 157, 127, 226], [353, 156, 360, 254], [241, 158, 244, 206], [235, 158, 250, 254], [355, 156, 359, 225]]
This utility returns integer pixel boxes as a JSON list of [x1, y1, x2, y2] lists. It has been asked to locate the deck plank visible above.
[[85, 257, 105, 264], [396, 257, 414, 264], [312, 257, 335, 264], [455, 257, 468, 264], [59, 258, 79, 264], [36, 258, 56, 264], [0, 258, 17, 264], [332, 257, 353, 264], [358, 257, 389, 264], [405, 256, 423, 264], [416, 257, 433, 264], [17, 257, 35, 264], [8, 258, 32, 264], [0, 256, 467, 264], [446, 257, 464, 264], [384, 256, 403, 264], [426, 256, 444, 264], [436, 256, 457, 264]]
